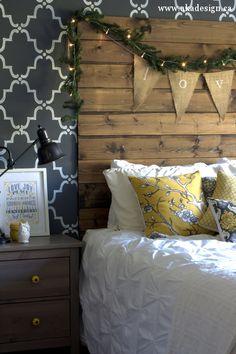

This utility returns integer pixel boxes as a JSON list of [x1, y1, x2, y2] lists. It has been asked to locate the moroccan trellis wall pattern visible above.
[[0, 1, 235, 238]]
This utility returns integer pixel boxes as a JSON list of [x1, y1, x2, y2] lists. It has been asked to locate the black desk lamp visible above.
[[0, 125, 64, 243], [0, 125, 64, 178]]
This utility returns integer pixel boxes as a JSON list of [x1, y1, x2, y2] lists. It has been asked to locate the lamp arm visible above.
[[11, 138, 39, 167], [0, 138, 39, 178]]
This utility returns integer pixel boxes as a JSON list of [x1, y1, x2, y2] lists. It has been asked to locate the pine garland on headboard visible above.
[[61, 8, 236, 121]]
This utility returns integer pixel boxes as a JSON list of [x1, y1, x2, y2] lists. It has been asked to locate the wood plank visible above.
[[81, 41, 235, 64], [79, 157, 224, 183], [79, 63, 236, 89], [79, 113, 236, 136], [81, 40, 132, 63], [79, 208, 108, 231], [79, 183, 111, 208], [79, 160, 110, 183], [80, 88, 236, 112], [78, 18, 236, 44], [80, 88, 133, 111], [79, 135, 232, 160], [80, 64, 133, 88], [81, 64, 236, 90]]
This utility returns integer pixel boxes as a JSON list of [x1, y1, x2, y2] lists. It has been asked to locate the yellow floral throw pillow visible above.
[[129, 171, 207, 237]]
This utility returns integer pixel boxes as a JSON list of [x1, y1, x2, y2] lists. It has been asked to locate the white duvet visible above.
[[80, 229, 236, 354]]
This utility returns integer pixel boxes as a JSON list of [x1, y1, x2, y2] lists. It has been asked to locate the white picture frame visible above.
[[0, 168, 50, 236]]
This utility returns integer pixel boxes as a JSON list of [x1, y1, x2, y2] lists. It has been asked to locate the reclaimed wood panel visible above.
[[78, 17, 236, 232]]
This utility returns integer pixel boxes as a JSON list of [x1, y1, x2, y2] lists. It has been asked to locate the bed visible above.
[[79, 158, 236, 354], [80, 229, 236, 354], [78, 15, 236, 354]]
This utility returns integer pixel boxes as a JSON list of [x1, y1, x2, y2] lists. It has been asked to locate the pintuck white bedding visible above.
[[80, 228, 236, 354]]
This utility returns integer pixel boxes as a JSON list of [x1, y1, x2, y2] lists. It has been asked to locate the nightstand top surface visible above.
[[0, 234, 83, 252]]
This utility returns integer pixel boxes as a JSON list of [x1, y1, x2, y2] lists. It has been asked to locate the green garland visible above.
[[61, 8, 236, 121]]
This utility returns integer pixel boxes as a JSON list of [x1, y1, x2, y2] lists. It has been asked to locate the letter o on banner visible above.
[[168, 70, 200, 118], [179, 80, 187, 89]]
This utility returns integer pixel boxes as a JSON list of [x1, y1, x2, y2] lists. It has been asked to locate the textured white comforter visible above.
[[80, 229, 236, 354]]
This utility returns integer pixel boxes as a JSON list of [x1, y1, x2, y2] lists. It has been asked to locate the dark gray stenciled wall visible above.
[[0, 0, 235, 238]]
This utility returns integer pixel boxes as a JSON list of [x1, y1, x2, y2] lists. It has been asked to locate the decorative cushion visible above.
[[106, 161, 210, 231], [199, 170, 236, 231], [106, 159, 236, 231], [208, 198, 236, 242], [202, 177, 217, 200], [128, 171, 208, 237]]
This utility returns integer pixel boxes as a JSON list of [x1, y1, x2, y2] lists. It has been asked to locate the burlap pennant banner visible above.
[[168, 70, 200, 119], [203, 70, 234, 119], [133, 55, 161, 110]]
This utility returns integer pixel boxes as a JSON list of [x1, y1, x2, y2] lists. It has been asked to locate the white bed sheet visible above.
[[80, 228, 236, 354]]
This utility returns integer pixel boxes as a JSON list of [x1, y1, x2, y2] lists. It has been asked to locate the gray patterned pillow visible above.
[[208, 198, 236, 242]]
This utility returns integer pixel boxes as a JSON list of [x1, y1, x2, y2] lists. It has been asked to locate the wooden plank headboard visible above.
[[78, 16, 236, 232]]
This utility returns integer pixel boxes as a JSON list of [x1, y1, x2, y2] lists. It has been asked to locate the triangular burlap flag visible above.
[[203, 70, 234, 119], [168, 71, 200, 119], [133, 55, 161, 110]]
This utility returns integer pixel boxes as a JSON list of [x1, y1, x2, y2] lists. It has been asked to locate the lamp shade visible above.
[[37, 126, 64, 165]]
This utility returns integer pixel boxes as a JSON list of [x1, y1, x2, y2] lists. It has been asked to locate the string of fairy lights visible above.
[[61, 8, 236, 121]]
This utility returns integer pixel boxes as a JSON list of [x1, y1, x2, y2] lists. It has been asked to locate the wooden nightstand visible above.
[[0, 234, 83, 354]]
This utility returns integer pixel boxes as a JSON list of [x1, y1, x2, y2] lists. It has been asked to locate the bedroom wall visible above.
[[0, 1, 235, 237]]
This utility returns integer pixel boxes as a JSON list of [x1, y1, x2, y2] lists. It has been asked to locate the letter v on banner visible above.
[[168, 71, 200, 119], [203, 70, 234, 119]]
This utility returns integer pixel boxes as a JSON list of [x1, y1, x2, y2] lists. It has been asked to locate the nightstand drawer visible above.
[[0, 258, 69, 300], [0, 300, 70, 344]]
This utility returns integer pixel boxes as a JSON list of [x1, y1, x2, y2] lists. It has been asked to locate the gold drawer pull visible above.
[[31, 275, 40, 284], [32, 318, 41, 327]]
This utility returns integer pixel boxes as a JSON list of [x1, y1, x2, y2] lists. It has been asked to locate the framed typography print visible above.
[[0, 168, 50, 236]]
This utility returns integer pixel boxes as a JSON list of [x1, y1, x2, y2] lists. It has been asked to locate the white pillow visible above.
[[105, 161, 209, 231], [111, 158, 236, 177], [106, 159, 236, 231], [104, 169, 145, 231]]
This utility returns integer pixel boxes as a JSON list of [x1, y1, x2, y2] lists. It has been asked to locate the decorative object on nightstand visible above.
[[0, 234, 83, 354], [18, 221, 31, 243]]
